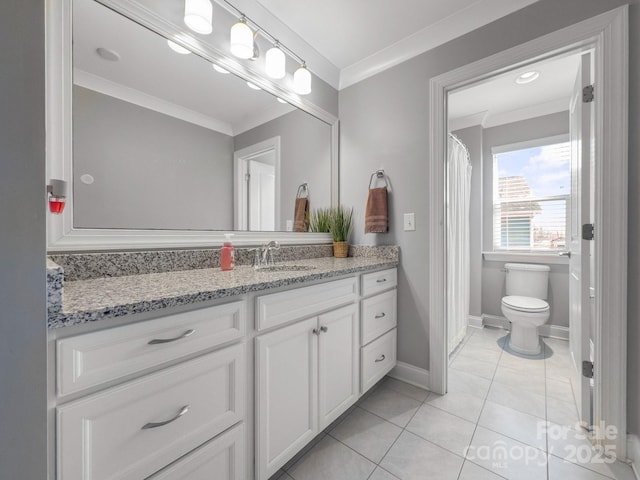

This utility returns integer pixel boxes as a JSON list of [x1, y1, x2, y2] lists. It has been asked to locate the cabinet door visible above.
[[256, 317, 318, 480], [318, 304, 359, 429]]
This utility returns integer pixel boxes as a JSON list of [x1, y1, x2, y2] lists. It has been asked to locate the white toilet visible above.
[[501, 263, 551, 355]]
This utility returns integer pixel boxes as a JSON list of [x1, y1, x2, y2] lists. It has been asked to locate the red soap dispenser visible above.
[[221, 234, 235, 271]]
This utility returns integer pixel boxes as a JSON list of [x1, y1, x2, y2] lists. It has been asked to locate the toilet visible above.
[[501, 263, 551, 355]]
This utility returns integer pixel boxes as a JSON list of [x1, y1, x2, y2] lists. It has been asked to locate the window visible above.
[[493, 140, 570, 252]]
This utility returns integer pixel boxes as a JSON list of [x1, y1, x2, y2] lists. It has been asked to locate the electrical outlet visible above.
[[404, 213, 416, 231], [286, 220, 293, 232]]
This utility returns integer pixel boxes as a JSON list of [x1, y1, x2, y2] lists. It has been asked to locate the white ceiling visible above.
[[448, 53, 581, 130], [251, 0, 542, 88]]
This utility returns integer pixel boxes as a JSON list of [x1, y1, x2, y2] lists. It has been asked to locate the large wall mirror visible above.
[[46, 0, 338, 250]]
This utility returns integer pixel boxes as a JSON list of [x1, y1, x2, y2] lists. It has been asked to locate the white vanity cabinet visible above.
[[255, 280, 360, 480]]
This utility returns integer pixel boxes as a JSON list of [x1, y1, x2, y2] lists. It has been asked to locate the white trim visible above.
[[480, 314, 569, 340], [46, 0, 338, 252], [388, 362, 431, 391], [429, 7, 628, 457], [482, 98, 570, 129], [483, 251, 570, 265], [482, 314, 511, 330], [469, 315, 484, 329], [628, 434, 640, 479], [448, 111, 488, 132], [490, 133, 570, 155], [233, 102, 297, 136], [339, 0, 540, 90], [73, 69, 234, 136]]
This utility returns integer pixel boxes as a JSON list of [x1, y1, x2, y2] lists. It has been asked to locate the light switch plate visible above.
[[286, 220, 293, 232], [404, 213, 416, 231]]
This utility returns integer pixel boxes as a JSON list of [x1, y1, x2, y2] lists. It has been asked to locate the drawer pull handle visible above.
[[142, 405, 190, 430], [375, 354, 386, 363], [375, 313, 386, 319], [320, 326, 328, 333], [148, 329, 195, 345], [376, 278, 387, 283]]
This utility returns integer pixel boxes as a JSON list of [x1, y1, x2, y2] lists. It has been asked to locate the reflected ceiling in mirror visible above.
[[72, 0, 332, 232]]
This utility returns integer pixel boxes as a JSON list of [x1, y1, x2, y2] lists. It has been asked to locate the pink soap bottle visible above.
[[220, 234, 235, 271]]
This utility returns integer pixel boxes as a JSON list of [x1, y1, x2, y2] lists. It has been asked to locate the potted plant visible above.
[[328, 205, 353, 258], [308, 208, 331, 233]]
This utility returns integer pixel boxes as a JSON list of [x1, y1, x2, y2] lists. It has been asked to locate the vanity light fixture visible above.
[[293, 63, 312, 95], [184, 0, 213, 35], [230, 16, 254, 59], [265, 42, 286, 79], [212, 63, 230, 74], [167, 40, 191, 55], [247, 81, 262, 91], [515, 71, 540, 84]]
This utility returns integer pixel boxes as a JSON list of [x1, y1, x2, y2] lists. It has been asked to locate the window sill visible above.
[[482, 251, 569, 265]]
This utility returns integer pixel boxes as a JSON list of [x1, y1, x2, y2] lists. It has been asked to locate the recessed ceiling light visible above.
[[96, 47, 120, 61], [167, 40, 191, 55], [276, 97, 287, 104], [247, 81, 261, 91], [515, 71, 540, 84], [212, 64, 229, 74]]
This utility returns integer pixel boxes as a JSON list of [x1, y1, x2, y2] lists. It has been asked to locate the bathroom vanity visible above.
[[47, 250, 398, 480]]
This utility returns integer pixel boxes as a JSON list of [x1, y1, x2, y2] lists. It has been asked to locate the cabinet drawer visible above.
[[361, 289, 397, 345], [148, 423, 244, 480], [361, 268, 397, 297], [57, 343, 245, 480], [361, 328, 397, 393], [57, 300, 245, 396], [256, 277, 357, 331]]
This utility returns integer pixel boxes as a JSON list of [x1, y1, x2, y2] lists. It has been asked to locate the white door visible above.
[[248, 159, 276, 231], [255, 317, 318, 480], [317, 304, 360, 429], [569, 51, 594, 428]]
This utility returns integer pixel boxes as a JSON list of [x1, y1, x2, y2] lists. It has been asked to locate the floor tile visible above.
[[493, 365, 546, 396], [499, 351, 546, 377], [379, 377, 430, 402], [467, 427, 547, 480], [547, 396, 580, 428], [368, 467, 401, 480], [457, 342, 503, 363], [548, 454, 618, 480], [269, 470, 294, 480], [380, 431, 464, 480], [450, 353, 499, 380], [406, 403, 476, 456], [448, 369, 492, 399], [487, 381, 546, 419], [329, 407, 402, 463], [479, 400, 547, 451], [426, 390, 485, 423], [287, 435, 375, 480], [458, 460, 508, 479], [546, 377, 576, 403], [358, 386, 422, 428], [282, 433, 327, 471]]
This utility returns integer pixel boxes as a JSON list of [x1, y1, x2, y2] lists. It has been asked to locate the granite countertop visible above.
[[48, 256, 397, 329]]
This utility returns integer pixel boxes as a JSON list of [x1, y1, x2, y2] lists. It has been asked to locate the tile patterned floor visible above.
[[269, 327, 636, 480]]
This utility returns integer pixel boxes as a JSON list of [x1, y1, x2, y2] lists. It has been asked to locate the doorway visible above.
[[428, 7, 628, 460]]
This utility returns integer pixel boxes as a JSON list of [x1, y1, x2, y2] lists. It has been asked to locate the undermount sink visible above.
[[256, 264, 317, 272]]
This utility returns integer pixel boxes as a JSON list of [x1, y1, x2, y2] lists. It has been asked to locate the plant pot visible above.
[[333, 241, 349, 258]]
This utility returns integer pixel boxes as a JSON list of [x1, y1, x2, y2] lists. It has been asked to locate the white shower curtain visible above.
[[447, 134, 472, 354]]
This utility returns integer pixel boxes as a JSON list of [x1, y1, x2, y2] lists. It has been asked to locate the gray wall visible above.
[[339, 0, 630, 374], [627, 2, 640, 443], [0, 0, 48, 478], [452, 126, 483, 318], [234, 109, 332, 231], [73, 86, 234, 230], [482, 112, 570, 327]]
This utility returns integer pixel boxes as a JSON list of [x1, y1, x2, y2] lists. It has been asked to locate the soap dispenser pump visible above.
[[220, 234, 235, 271]]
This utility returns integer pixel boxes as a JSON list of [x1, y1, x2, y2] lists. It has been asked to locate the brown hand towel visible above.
[[365, 187, 388, 233], [294, 197, 309, 232]]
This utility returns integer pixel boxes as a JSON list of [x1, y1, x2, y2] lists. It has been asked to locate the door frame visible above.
[[428, 7, 628, 457], [234, 136, 281, 231]]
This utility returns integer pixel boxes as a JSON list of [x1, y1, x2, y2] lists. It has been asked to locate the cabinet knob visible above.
[[375, 312, 386, 319], [320, 326, 328, 333]]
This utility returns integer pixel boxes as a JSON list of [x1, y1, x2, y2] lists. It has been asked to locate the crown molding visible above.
[[482, 97, 569, 128]]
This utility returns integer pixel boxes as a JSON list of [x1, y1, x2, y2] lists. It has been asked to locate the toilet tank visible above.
[[505, 263, 550, 300]]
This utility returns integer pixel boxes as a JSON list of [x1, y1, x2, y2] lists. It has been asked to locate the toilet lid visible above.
[[502, 295, 549, 312]]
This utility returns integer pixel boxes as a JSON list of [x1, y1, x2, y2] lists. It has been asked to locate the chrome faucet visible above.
[[252, 241, 280, 268]]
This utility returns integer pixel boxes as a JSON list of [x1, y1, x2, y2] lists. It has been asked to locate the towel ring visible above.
[[296, 182, 309, 198], [368, 170, 389, 190]]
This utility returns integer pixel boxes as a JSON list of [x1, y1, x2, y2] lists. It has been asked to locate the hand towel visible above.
[[294, 197, 309, 232], [365, 187, 388, 233]]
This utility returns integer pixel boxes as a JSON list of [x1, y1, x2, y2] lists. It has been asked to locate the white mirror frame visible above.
[[46, 0, 337, 251]]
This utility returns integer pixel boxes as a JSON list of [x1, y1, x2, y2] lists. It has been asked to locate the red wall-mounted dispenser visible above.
[[47, 179, 67, 215]]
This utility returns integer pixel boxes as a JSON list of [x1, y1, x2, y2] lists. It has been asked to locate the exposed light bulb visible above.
[[184, 0, 213, 35], [293, 64, 312, 95], [247, 81, 262, 91], [230, 17, 253, 59], [265, 43, 286, 79], [167, 40, 191, 55], [515, 71, 540, 84], [212, 64, 229, 74]]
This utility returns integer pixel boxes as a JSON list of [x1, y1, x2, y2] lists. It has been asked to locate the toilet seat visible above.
[[501, 295, 549, 313]]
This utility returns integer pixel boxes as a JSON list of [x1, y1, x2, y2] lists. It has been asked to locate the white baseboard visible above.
[[389, 361, 431, 390], [628, 434, 640, 479], [482, 314, 510, 330], [480, 314, 569, 340], [468, 315, 484, 329]]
